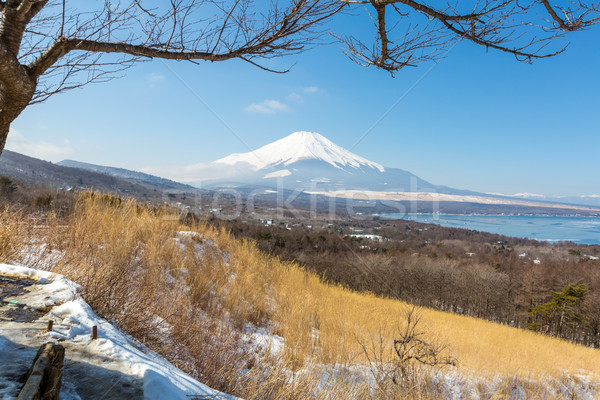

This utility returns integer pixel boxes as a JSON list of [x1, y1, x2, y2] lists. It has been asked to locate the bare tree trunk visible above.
[[0, 0, 41, 155], [0, 87, 34, 156], [0, 122, 8, 154]]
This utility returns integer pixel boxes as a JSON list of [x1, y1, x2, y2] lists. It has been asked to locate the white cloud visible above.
[[303, 86, 320, 94], [141, 162, 250, 185], [5, 128, 75, 162], [245, 99, 288, 115], [512, 192, 546, 199], [287, 92, 303, 104], [486, 192, 546, 199], [146, 72, 165, 83], [578, 194, 600, 198], [245, 89, 320, 114], [286, 86, 323, 104]]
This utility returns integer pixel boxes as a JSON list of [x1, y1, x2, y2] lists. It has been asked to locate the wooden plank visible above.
[[17, 342, 65, 400]]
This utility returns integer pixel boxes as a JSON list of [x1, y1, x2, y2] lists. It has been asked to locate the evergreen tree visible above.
[[529, 283, 588, 338]]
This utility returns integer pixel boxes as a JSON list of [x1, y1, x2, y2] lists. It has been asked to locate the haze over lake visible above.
[[381, 214, 600, 245]]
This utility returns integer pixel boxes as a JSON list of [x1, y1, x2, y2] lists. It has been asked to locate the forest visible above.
[[214, 216, 600, 347]]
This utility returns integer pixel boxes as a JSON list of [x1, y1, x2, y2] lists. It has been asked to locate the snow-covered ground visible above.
[[310, 190, 600, 212], [347, 234, 384, 242], [0, 263, 240, 400], [215, 131, 385, 172]]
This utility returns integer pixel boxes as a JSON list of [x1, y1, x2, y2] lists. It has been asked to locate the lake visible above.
[[380, 214, 600, 245]]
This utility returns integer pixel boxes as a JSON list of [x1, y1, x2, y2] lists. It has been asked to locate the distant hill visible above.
[[0, 150, 197, 198], [57, 159, 192, 191]]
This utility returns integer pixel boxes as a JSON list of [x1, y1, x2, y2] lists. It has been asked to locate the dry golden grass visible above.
[[0, 207, 26, 262], [4, 193, 600, 399], [422, 309, 600, 380]]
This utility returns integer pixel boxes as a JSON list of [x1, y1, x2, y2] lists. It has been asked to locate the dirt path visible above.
[[0, 276, 143, 400]]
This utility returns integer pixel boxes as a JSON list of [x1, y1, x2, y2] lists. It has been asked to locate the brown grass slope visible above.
[[1, 194, 599, 399]]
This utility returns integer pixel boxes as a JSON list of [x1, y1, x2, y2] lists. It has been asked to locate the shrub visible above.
[[35, 194, 53, 209], [0, 175, 17, 195]]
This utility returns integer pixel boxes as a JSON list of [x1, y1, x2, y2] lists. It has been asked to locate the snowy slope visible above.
[[205, 131, 452, 192], [215, 131, 385, 172], [0, 264, 240, 400]]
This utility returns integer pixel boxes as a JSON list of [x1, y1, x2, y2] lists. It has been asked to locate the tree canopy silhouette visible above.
[[0, 0, 598, 154]]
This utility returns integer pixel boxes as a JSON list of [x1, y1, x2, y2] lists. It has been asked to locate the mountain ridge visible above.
[[0, 150, 197, 198], [206, 131, 467, 194], [57, 159, 193, 191]]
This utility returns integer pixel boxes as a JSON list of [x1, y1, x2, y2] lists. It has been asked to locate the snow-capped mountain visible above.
[[216, 131, 385, 172], [208, 131, 467, 194]]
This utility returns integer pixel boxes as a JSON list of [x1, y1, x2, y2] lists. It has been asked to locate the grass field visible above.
[[1, 193, 599, 399]]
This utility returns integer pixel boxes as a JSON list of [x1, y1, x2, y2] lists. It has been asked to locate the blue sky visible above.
[[7, 5, 600, 197]]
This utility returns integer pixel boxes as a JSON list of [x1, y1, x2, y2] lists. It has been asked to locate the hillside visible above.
[[57, 159, 194, 191], [1, 195, 600, 399], [0, 150, 198, 199]]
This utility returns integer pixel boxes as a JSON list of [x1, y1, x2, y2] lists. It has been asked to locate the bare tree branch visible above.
[[16, 0, 41, 18], [0, 0, 344, 153], [541, 0, 600, 30], [337, 0, 600, 73], [357, 306, 456, 395], [0, 0, 598, 154]]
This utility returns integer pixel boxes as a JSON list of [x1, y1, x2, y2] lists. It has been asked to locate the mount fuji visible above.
[[42, 130, 600, 214], [216, 131, 385, 173], [207, 131, 466, 194]]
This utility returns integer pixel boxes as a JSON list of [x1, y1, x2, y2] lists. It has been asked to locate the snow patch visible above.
[[215, 131, 385, 172], [263, 169, 292, 179], [0, 264, 241, 400], [243, 324, 285, 356], [348, 234, 383, 242]]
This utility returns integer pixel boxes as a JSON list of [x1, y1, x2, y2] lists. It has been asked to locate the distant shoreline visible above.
[[380, 213, 600, 246], [310, 190, 600, 213]]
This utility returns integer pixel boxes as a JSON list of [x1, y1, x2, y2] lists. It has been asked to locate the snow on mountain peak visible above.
[[214, 131, 385, 172]]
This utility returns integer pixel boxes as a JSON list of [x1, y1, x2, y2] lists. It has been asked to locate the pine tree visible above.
[[529, 283, 588, 338]]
